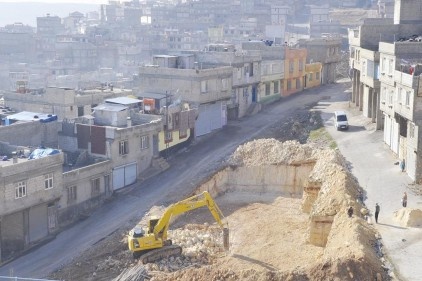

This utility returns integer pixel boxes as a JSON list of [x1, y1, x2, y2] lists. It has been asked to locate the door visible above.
[[113, 163, 137, 190], [252, 86, 257, 102], [392, 119, 399, 154], [29, 204, 48, 243], [47, 204, 57, 233]]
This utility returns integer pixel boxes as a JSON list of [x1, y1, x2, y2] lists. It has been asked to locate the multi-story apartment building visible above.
[[349, 0, 422, 181], [195, 44, 262, 119], [283, 47, 307, 96], [138, 54, 233, 137], [242, 41, 285, 104], [298, 37, 342, 85]]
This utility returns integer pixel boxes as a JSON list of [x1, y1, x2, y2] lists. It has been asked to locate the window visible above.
[[316, 72, 320, 80], [237, 68, 242, 79], [309, 73, 313, 81], [15, 181, 27, 199], [410, 123, 415, 138], [388, 90, 393, 106], [382, 57, 386, 73], [140, 135, 149, 150], [289, 61, 294, 73], [179, 129, 187, 139], [91, 178, 100, 196], [221, 78, 228, 90], [274, 81, 279, 94], [362, 61, 366, 77], [249, 63, 254, 77], [296, 78, 301, 89], [287, 80, 292, 90], [77, 106, 84, 117], [44, 173, 53, 189], [381, 87, 386, 103], [119, 140, 129, 155], [299, 60, 303, 71], [406, 91, 411, 106], [397, 88, 402, 104], [67, 186, 77, 203], [388, 59, 393, 75], [201, 81, 207, 93], [265, 83, 271, 96], [165, 131, 173, 143]]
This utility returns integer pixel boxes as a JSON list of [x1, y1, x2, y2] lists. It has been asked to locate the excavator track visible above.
[[140, 245, 182, 264]]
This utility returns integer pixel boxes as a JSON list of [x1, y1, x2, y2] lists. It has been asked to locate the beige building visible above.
[[0, 144, 63, 262], [4, 86, 132, 121], [58, 104, 163, 191], [138, 55, 233, 137]]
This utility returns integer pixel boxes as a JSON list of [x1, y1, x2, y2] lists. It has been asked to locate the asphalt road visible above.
[[320, 83, 422, 281], [0, 82, 348, 279]]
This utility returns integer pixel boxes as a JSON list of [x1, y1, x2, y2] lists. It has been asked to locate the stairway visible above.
[[152, 157, 170, 171]]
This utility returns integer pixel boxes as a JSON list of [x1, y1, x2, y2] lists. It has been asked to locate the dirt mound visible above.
[[229, 139, 316, 166], [393, 208, 422, 227]]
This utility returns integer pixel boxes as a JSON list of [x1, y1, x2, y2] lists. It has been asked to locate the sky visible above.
[[0, 0, 108, 3]]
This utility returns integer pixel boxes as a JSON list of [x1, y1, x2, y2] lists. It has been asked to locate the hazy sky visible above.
[[0, 0, 108, 3]]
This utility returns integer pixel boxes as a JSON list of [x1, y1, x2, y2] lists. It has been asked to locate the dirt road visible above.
[[0, 82, 349, 279]]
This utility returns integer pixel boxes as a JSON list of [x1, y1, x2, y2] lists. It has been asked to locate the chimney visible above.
[[12, 151, 17, 164], [127, 117, 132, 127]]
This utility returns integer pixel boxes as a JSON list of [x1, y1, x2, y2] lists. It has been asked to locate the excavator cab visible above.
[[148, 217, 160, 234]]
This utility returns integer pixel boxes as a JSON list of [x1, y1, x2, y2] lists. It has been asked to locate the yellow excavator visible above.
[[127, 191, 229, 264]]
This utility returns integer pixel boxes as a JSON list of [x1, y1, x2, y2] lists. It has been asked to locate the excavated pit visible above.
[[114, 139, 387, 281]]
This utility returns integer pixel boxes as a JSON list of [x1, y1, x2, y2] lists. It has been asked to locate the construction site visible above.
[[48, 110, 390, 281]]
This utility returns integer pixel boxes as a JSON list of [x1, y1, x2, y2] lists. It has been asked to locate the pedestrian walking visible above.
[[400, 159, 406, 172], [375, 203, 380, 223], [347, 206, 354, 218], [402, 191, 408, 207]]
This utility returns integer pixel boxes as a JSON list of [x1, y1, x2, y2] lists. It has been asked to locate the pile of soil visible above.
[[393, 208, 422, 227]]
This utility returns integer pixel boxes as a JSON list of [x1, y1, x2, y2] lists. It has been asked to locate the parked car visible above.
[[334, 111, 349, 130]]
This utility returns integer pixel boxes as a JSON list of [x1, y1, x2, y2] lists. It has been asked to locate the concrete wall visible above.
[[195, 164, 315, 198], [0, 153, 64, 216], [60, 160, 111, 225], [138, 66, 233, 104], [0, 121, 60, 148]]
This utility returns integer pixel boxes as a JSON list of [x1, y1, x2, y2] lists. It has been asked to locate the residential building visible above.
[[0, 144, 63, 262], [195, 44, 262, 120], [349, 0, 422, 181], [138, 54, 233, 137], [4, 86, 132, 121], [242, 41, 285, 104], [58, 104, 163, 191], [298, 37, 342, 85], [283, 47, 307, 97], [305, 62, 323, 89]]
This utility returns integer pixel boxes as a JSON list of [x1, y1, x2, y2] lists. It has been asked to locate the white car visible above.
[[334, 111, 349, 130]]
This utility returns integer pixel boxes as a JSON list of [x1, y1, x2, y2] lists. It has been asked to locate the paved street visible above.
[[320, 82, 422, 281]]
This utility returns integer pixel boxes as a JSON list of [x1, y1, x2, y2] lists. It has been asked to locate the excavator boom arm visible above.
[[153, 191, 226, 240]]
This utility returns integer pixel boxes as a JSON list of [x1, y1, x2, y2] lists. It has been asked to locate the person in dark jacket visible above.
[[375, 203, 380, 223]]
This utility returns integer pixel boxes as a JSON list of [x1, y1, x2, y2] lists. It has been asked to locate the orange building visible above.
[[282, 47, 307, 97], [304, 62, 322, 89]]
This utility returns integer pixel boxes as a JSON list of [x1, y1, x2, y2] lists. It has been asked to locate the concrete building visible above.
[[298, 37, 342, 85], [4, 86, 132, 121], [138, 54, 233, 137], [305, 62, 323, 89], [349, 0, 422, 181], [283, 47, 307, 97], [58, 104, 162, 191], [242, 41, 285, 104], [0, 145, 63, 262], [195, 44, 262, 120]]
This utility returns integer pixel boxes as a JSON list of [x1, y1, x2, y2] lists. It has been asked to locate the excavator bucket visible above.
[[223, 228, 229, 251]]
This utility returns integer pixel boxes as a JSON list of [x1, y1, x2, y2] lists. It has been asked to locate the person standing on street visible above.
[[402, 192, 408, 207], [375, 203, 380, 223], [400, 159, 405, 172]]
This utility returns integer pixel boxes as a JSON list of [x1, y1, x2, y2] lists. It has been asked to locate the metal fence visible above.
[[0, 277, 60, 281]]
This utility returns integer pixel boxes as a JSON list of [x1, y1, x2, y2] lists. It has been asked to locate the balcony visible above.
[[394, 70, 418, 88]]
